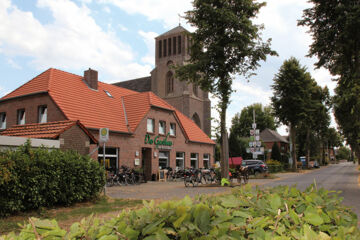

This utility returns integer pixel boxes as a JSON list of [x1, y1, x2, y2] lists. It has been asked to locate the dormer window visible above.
[[17, 109, 25, 125], [38, 105, 47, 123], [0, 112, 6, 129], [104, 90, 113, 98]]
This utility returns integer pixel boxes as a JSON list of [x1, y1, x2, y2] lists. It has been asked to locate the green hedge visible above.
[[0, 141, 105, 217], [2, 185, 359, 239], [267, 164, 284, 173]]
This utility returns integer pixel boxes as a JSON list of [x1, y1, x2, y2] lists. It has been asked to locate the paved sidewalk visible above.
[[106, 168, 329, 201], [106, 181, 233, 200]]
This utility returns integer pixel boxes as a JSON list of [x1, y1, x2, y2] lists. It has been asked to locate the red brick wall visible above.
[[0, 93, 66, 128], [89, 107, 214, 175], [59, 125, 91, 155]]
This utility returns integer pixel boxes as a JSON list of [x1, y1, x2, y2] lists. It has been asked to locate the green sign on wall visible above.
[[144, 133, 173, 147]]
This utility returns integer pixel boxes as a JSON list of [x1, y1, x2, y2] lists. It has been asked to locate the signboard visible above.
[[144, 133, 173, 148], [99, 128, 109, 143]]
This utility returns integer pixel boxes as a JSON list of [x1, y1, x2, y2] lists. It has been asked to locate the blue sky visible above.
[[0, 0, 336, 135]]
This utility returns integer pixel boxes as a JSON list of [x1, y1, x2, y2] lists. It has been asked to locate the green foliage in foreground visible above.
[[2, 185, 359, 240], [0, 140, 105, 217]]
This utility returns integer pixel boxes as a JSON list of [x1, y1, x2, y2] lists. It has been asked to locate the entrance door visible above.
[[142, 148, 152, 181]]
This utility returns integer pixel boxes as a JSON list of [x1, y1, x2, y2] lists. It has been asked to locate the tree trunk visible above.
[[220, 103, 229, 179], [306, 128, 310, 169], [290, 126, 297, 171]]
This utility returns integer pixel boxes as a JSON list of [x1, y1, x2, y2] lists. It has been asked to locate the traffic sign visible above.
[[99, 128, 109, 142], [252, 123, 256, 129]]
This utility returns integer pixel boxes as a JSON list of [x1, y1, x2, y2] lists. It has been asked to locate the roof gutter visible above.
[[0, 91, 48, 103], [87, 127, 133, 135], [188, 140, 216, 145]]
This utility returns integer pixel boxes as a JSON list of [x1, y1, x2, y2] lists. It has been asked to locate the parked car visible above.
[[242, 160, 268, 175]]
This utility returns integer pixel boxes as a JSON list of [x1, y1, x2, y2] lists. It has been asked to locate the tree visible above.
[[300, 81, 331, 167], [271, 58, 313, 171], [336, 146, 351, 161], [271, 143, 281, 162], [299, 1, 360, 164], [175, 0, 276, 178], [298, 1, 360, 78], [333, 82, 360, 163], [230, 103, 277, 138], [228, 134, 251, 159]]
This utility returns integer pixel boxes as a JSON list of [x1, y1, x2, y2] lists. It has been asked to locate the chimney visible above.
[[84, 68, 98, 90]]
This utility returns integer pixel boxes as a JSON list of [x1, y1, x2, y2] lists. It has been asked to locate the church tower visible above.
[[150, 26, 211, 136]]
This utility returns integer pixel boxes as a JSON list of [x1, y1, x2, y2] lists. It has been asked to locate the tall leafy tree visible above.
[[333, 82, 360, 162], [298, 1, 360, 78], [175, 0, 276, 178], [271, 58, 313, 171], [299, 1, 360, 163], [230, 103, 277, 138], [301, 81, 331, 167]]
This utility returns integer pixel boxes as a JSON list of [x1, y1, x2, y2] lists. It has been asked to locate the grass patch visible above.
[[0, 197, 142, 235]]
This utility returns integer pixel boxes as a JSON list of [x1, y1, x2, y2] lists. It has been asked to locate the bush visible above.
[[266, 159, 283, 173], [0, 140, 105, 217], [2, 185, 359, 239]]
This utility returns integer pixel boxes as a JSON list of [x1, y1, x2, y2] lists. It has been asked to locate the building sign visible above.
[[144, 133, 173, 148]]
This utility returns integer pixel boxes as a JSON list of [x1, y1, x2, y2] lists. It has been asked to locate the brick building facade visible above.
[[0, 66, 214, 180]]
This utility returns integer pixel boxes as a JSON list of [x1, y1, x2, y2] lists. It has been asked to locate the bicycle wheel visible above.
[[192, 176, 198, 187], [200, 175, 207, 184], [184, 177, 190, 187]]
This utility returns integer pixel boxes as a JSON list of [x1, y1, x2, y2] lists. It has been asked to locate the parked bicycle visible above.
[[106, 165, 146, 187]]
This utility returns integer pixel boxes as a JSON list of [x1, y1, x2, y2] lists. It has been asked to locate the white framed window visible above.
[[159, 151, 169, 169], [191, 153, 198, 169], [203, 154, 210, 169], [147, 118, 154, 133], [38, 105, 47, 123], [159, 120, 166, 135], [170, 123, 176, 136], [0, 112, 6, 129], [176, 152, 184, 169], [17, 109, 25, 125], [98, 147, 119, 172]]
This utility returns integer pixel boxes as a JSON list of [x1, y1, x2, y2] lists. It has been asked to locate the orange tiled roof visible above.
[[1, 68, 214, 144], [0, 120, 97, 143]]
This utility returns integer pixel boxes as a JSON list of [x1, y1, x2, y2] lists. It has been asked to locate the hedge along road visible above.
[[259, 162, 360, 226]]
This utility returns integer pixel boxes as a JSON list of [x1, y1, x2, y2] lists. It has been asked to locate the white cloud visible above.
[[0, 0, 152, 82], [7, 58, 21, 69], [103, 6, 111, 13], [98, 0, 192, 28], [138, 30, 157, 66], [118, 23, 128, 31]]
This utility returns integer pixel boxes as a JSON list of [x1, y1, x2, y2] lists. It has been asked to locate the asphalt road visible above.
[[261, 162, 360, 225]]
